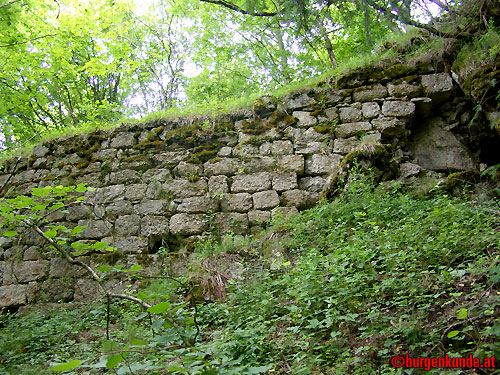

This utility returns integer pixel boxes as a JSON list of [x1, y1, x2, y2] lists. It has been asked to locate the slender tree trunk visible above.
[[317, 15, 338, 69], [274, 19, 291, 84]]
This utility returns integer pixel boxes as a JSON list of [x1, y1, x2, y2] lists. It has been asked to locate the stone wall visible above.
[[0, 61, 497, 307]]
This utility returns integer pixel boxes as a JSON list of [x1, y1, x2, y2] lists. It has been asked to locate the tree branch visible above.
[[199, 0, 277, 16], [0, 0, 22, 10], [0, 34, 57, 48]]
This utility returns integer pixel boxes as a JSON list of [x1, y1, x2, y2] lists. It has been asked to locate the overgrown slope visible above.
[[1, 177, 499, 374]]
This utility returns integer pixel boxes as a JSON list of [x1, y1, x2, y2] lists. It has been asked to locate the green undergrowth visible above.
[[1, 177, 499, 374]]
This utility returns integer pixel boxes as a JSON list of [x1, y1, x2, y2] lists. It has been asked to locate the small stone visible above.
[[78, 220, 113, 239], [174, 161, 202, 177], [136, 200, 168, 215], [212, 212, 249, 235], [204, 158, 240, 177], [218, 147, 233, 157], [333, 138, 361, 154], [280, 189, 316, 210], [166, 178, 207, 199], [298, 176, 326, 192], [421, 73, 453, 104], [125, 184, 147, 202], [177, 196, 219, 213], [23, 246, 42, 261], [141, 216, 169, 237], [14, 261, 50, 283], [400, 162, 422, 178]]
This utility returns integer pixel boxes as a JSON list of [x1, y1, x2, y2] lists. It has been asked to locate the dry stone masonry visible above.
[[1, 61, 498, 307]]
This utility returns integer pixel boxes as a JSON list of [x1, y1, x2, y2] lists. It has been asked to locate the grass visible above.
[[1, 176, 499, 374]]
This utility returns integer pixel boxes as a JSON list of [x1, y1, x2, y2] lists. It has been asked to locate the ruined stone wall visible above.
[[0, 61, 496, 307]]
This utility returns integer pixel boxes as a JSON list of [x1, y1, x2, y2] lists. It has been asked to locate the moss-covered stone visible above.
[[133, 139, 164, 151]]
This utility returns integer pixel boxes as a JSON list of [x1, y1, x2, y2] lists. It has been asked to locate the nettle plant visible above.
[[0, 185, 209, 374]]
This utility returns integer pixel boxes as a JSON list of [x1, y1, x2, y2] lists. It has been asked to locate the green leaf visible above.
[[3, 230, 17, 237], [92, 241, 109, 250], [106, 353, 126, 369], [456, 308, 468, 320], [97, 265, 111, 272], [147, 301, 171, 314], [50, 359, 82, 372], [447, 330, 460, 338], [44, 229, 58, 238], [131, 338, 149, 346]]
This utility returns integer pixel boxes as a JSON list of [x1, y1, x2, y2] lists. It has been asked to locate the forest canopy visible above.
[[0, 0, 494, 149]]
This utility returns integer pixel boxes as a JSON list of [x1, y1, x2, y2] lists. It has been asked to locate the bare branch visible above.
[[200, 0, 277, 16]]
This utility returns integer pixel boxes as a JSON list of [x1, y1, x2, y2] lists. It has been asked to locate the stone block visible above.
[[111, 236, 148, 254], [372, 117, 409, 141], [141, 216, 169, 237], [32, 145, 49, 157], [231, 173, 271, 193], [204, 158, 239, 177], [141, 168, 171, 183], [253, 190, 280, 210], [259, 142, 272, 155], [221, 193, 253, 212], [50, 257, 72, 278], [362, 102, 380, 119], [333, 137, 360, 154], [293, 111, 316, 127], [74, 279, 101, 302], [298, 176, 327, 192], [14, 260, 50, 282], [111, 132, 136, 148], [305, 154, 343, 176], [174, 161, 202, 177], [248, 210, 271, 226], [237, 144, 259, 157], [304, 127, 330, 142], [421, 73, 453, 103], [271, 140, 293, 155], [78, 220, 113, 239], [87, 185, 125, 204], [170, 213, 208, 236], [339, 106, 362, 122], [115, 215, 141, 236], [243, 156, 276, 172], [0, 284, 27, 306], [106, 201, 133, 218], [400, 162, 422, 178], [410, 118, 475, 171], [166, 178, 207, 199], [23, 246, 42, 261], [271, 206, 299, 218], [177, 196, 219, 213], [352, 84, 388, 102], [295, 141, 326, 155], [387, 81, 422, 98], [272, 172, 298, 192], [208, 175, 229, 196], [277, 155, 304, 175], [381, 101, 416, 118], [212, 212, 249, 235], [280, 189, 316, 210], [136, 200, 169, 215], [284, 92, 315, 110], [41, 278, 75, 303], [335, 122, 372, 138], [146, 180, 163, 199], [325, 107, 339, 121], [152, 151, 187, 166], [218, 147, 233, 157], [125, 184, 147, 202]]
